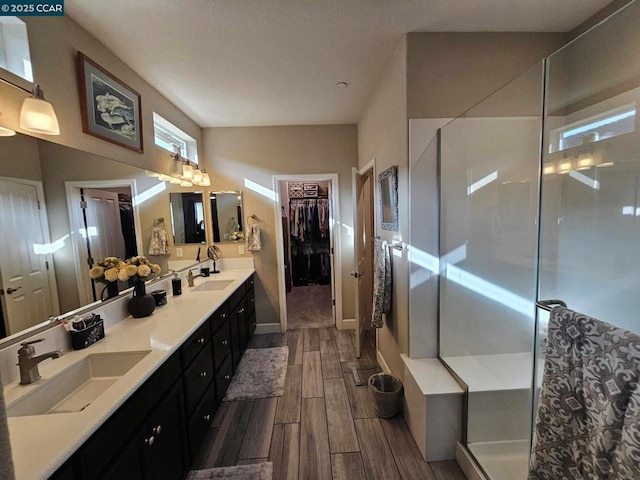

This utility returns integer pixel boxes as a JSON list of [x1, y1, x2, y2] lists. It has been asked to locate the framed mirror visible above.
[[169, 192, 207, 244], [378, 165, 399, 231], [210, 191, 244, 243]]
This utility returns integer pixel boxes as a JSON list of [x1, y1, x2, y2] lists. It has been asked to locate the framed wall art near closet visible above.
[[378, 165, 399, 231], [77, 52, 144, 153]]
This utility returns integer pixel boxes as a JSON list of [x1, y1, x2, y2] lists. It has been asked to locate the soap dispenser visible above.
[[187, 270, 195, 287], [171, 271, 182, 296]]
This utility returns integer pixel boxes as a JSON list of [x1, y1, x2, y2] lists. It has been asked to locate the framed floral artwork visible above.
[[77, 52, 143, 152]]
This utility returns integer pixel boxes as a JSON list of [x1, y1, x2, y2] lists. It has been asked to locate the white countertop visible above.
[[4, 268, 255, 480]]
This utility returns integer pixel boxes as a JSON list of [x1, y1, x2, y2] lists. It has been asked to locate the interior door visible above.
[[352, 168, 374, 357], [82, 188, 126, 301], [0, 179, 53, 335]]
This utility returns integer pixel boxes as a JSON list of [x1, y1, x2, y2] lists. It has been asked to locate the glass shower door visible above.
[[439, 63, 545, 480]]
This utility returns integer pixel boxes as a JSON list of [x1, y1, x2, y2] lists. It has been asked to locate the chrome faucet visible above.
[[17, 338, 64, 385]]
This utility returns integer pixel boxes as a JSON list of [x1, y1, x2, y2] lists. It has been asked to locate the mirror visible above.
[[0, 132, 198, 343], [170, 192, 206, 244], [210, 191, 244, 243], [378, 165, 399, 231]]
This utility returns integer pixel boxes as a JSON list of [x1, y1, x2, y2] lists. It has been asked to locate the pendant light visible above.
[[20, 84, 60, 135]]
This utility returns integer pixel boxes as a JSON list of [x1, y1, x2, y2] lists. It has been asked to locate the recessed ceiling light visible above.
[[336, 82, 348, 88]]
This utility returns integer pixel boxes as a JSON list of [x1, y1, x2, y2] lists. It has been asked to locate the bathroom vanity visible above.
[[3, 268, 256, 480]]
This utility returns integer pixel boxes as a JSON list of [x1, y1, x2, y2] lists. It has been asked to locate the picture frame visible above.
[[77, 52, 144, 153], [378, 165, 399, 231]]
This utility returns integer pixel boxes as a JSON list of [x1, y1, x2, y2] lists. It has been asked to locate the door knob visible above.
[[6, 286, 22, 294], [350, 272, 364, 278]]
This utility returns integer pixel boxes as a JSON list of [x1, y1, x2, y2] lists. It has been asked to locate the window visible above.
[[549, 102, 636, 153], [153, 112, 198, 163], [0, 17, 33, 84]]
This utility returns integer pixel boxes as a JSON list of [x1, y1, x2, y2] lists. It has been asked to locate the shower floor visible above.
[[468, 440, 529, 480]]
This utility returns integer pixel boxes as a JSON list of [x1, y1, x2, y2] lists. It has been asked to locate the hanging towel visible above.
[[247, 223, 262, 252], [0, 370, 15, 480], [148, 225, 171, 256], [371, 238, 392, 328], [529, 306, 640, 480]]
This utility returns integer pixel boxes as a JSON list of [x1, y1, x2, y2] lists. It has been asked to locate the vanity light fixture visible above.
[[192, 167, 203, 184], [180, 180, 192, 187], [20, 84, 60, 135], [557, 157, 573, 174], [576, 152, 594, 170], [182, 162, 194, 180], [542, 162, 556, 175]]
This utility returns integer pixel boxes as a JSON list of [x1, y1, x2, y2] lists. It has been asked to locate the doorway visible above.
[[66, 180, 142, 305], [352, 160, 375, 357], [0, 177, 59, 338], [273, 174, 342, 331]]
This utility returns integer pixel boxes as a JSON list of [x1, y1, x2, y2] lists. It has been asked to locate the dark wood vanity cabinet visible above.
[[52, 275, 257, 480]]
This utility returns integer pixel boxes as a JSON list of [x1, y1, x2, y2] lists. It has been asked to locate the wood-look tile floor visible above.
[[191, 327, 466, 480]]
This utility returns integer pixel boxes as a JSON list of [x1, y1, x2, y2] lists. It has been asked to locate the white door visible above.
[[80, 188, 126, 302], [351, 167, 375, 357], [0, 179, 53, 335]]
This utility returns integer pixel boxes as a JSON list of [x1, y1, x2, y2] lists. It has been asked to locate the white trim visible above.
[[65, 180, 144, 305], [377, 348, 392, 374], [254, 323, 283, 334], [456, 442, 489, 480], [272, 174, 342, 332], [0, 176, 60, 316], [341, 318, 356, 330]]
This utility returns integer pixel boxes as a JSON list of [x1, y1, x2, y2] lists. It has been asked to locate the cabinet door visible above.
[[102, 434, 144, 480], [229, 306, 241, 372], [142, 382, 187, 480]]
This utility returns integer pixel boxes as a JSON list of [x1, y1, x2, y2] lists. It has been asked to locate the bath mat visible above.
[[223, 347, 288, 401], [187, 462, 273, 480]]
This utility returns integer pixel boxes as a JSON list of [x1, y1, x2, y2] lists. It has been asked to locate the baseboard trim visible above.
[[376, 349, 392, 374], [255, 323, 282, 334], [341, 318, 356, 330], [456, 442, 488, 480]]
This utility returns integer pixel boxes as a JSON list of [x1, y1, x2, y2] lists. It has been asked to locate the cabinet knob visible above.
[[251, 298, 255, 303], [239, 308, 245, 314], [153, 425, 162, 435], [221, 313, 226, 318], [145, 436, 155, 446], [204, 414, 211, 421], [200, 371, 207, 378], [224, 374, 231, 380], [197, 337, 205, 344], [222, 340, 229, 346]]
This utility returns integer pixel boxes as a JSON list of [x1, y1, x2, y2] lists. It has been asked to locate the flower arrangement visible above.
[[90, 256, 161, 284], [229, 231, 244, 241]]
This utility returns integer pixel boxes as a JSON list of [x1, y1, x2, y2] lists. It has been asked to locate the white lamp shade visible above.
[[192, 168, 203, 183], [20, 97, 60, 135], [201, 172, 211, 187], [169, 176, 182, 184], [182, 163, 194, 180], [0, 126, 16, 137], [180, 180, 193, 187]]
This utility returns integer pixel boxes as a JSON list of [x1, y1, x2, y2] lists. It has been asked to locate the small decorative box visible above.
[[70, 316, 105, 350]]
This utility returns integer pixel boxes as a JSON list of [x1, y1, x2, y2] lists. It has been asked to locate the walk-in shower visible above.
[[435, 2, 640, 478]]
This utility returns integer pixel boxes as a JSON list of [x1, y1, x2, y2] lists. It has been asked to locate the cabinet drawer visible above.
[[210, 302, 228, 334], [181, 321, 211, 368], [215, 354, 233, 405], [247, 311, 256, 337], [212, 319, 231, 371], [184, 343, 214, 417], [246, 287, 255, 315], [188, 381, 217, 461]]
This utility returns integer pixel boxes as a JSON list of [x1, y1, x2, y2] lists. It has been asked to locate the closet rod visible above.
[[373, 236, 403, 251], [535, 299, 567, 312]]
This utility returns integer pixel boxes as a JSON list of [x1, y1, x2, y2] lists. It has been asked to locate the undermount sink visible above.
[[192, 279, 234, 292], [7, 350, 151, 417]]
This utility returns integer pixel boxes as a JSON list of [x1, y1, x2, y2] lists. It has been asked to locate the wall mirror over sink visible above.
[[210, 191, 244, 243], [378, 165, 398, 231], [169, 192, 207, 245]]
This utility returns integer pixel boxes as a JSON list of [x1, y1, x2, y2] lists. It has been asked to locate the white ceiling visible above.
[[66, 0, 612, 128]]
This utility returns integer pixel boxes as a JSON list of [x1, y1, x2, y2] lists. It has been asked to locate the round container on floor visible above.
[[368, 372, 403, 418]]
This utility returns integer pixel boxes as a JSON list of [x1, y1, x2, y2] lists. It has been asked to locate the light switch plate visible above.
[[176, 247, 183, 257], [239, 245, 245, 255]]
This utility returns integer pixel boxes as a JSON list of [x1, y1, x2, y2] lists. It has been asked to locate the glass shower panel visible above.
[[540, 0, 640, 336], [439, 63, 544, 480]]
